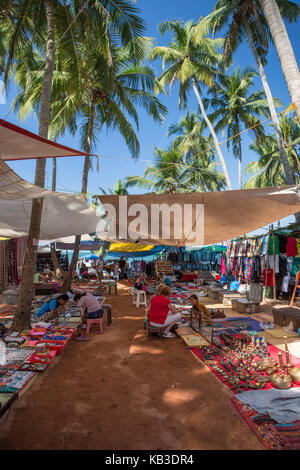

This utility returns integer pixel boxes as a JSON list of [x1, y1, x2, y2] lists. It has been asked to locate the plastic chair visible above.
[[132, 289, 147, 308], [86, 317, 103, 335], [108, 282, 118, 295]]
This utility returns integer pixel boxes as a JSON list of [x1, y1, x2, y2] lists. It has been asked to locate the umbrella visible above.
[[84, 254, 99, 260]]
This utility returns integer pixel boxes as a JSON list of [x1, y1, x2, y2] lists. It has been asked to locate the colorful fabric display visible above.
[[278, 235, 287, 254], [268, 235, 280, 255], [286, 237, 298, 257], [262, 268, 274, 287]]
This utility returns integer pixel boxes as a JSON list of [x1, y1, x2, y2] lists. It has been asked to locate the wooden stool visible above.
[[146, 320, 165, 340]]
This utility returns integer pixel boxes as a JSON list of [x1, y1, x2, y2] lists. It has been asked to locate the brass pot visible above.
[[288, 367, 300, 385], [258, 358, 278, 371], [265, 366, 278, 375], [270, 373, 292, 389]]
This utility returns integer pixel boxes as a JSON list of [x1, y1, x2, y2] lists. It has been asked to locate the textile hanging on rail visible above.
[[0, 239, 17, 289]]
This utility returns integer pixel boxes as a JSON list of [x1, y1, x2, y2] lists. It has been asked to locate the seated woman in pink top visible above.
[[73, 292, 103, 325]]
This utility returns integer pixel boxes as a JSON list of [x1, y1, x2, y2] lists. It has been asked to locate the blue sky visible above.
[[1, 0, 299, 229]]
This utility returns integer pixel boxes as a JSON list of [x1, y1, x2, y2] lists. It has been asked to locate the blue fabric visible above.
[[85, 308, 103, 319], [236, 388, 300, 424], [230, 281, 239, 291], [36, 299, 57, 318], [43, 334, 67, 341]]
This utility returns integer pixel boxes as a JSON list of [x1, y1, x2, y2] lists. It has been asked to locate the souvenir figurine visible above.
[[283, 337, 293, 370]]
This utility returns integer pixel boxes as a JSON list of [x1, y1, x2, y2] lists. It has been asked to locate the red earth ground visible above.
[[0, 283, 264, 450]]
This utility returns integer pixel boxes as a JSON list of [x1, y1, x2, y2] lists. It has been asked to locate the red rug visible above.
[[191, 343, 300, 394]]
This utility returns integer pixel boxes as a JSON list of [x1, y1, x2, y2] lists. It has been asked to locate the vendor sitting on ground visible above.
[[189, 295, 211, 317], [148, 285, 182, 339], [189, 294, 225, 326], [36, 294, 69, 322], [173, 263, 182, 281], [41, 270, 54, 282], [134, 273, 147, 291], [73, 292, 104, 327]]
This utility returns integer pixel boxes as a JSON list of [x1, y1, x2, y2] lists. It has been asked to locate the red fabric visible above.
[[286, 237, 298, 257], [181, 273, 197, 281], [148, 295, 171, 325], [262, 268, 274, 287]]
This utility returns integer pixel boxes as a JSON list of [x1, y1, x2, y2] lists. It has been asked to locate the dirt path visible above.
[[0, 284, 263, 450]]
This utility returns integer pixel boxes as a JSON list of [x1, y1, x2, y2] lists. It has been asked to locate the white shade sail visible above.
[[0, 161, 102, 239]]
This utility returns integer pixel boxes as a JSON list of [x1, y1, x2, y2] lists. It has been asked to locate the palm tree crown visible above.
[[205, 66, 279, 188]]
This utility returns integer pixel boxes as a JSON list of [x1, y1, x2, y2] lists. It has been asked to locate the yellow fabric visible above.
[[258, 328, 296, 339], [108, 242, 155, 253]]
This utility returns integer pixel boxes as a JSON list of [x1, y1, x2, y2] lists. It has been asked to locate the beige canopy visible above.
[[0, 161, 102, 239], [97, 186, 300, 246]]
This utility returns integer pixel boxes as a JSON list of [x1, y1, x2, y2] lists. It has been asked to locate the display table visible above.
[[208, 286, 224, 301], [272, 306, 300, 331], [222, 292, 247, 306], [181, 273, 198, 281], [232, 298, 261, 314], [34, 283, 58, 295]]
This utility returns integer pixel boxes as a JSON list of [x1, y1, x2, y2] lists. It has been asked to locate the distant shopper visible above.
[[96, 255, 105, 281], [36, 294, 69, 322], [119, 256, 127, 280], [73, 292, 104, 324], [173, 263, 182, 281], [34, 271, 41, 283], [148, 285, 181, 339]]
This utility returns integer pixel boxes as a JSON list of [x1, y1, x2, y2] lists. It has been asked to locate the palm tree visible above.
[[258, 0, 300, 125], [126, 144, 186, 194], [10, 0, 56, 331], [99, 179, 130, 195], [212, 0, 299, 186], [149, 18, 232, 189], [167, 112, 215, 165], [126, 143, 225, 193], [4, 0, 159, 328], [245, 112, 300, 187], [205, 66, 278, 188]]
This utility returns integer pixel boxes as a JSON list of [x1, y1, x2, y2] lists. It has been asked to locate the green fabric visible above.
[[268, 235, 280, 254], [264, 287, 273, 299], [292, 258, 300, 276]]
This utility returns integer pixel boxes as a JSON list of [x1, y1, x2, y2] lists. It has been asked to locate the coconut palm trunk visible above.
[[50, 156, 67, 278], [12, 0, 56, 331], [243, 18, 295, 186], [259, 0, 300, 125], [59, 96, 95, 293], [234, 116, 243, 189], [191, 77, 232, 190]]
